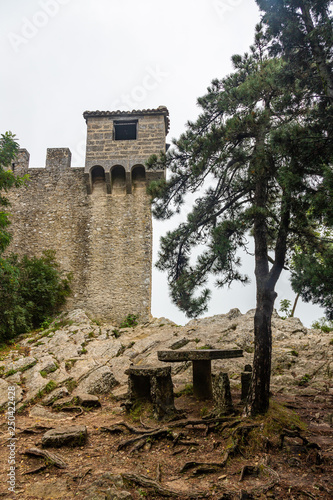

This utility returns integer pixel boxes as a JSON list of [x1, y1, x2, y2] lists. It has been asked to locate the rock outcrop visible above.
[[0, 308, 332, 412]]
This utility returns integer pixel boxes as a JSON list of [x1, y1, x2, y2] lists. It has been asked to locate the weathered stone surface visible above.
[[158, 349, 243, 362], [75, 392, 101, 407], [82, 473, 131, 499], [22, 365, 55, 401], [101, 473, 124, 488], [0, 379, 23, 410], [3, 356, 36, 373], [241, 365, 252, 401], [76, 365, 119, 394], [169, 338, 190, 350], [30, 404, 71, 421], [1, 307, 332, 412], [42, 386, 69, 405], [42, 425, 87, 447], [6, 108, 168, 325], [125, 365, 176, 419], [52, 396, 75, 408], [105, 489, 132, 500], [39, 356, 59, 374], [212, 372, 234, 415]]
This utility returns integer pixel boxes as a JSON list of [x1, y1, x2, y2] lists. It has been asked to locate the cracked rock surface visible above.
[[0, 308, 332, 412]]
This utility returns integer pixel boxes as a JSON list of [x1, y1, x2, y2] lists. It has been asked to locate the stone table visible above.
[[158, 349, 243, 399]]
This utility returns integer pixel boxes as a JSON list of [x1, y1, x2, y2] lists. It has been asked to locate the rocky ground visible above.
[[0, 308, 332, 499]]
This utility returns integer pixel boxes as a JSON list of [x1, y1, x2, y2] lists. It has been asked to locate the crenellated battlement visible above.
[[6, 107, 169, 324]]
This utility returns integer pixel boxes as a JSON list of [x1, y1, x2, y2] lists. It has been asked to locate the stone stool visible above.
[[212, 372, 234, 415], [241, 364, 252, 401], [125, 365, 176, 419]]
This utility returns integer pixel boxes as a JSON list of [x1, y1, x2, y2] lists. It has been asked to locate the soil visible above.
[[0, 389, 332, 499]]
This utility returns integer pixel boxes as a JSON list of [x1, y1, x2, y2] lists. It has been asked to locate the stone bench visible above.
[[125, 365, 176, 419], [157, 349, 243, 400]]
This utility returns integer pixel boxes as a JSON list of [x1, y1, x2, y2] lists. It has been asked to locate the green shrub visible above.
[[0, 250, 71, 343], [279, 299, 292, 319], [120, 314, 138, 328], [298, 374, 311, 386], [311, 317, 333, 333]]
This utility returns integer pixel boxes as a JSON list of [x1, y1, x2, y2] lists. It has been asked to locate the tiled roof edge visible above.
[[83, 106, 170, 134]]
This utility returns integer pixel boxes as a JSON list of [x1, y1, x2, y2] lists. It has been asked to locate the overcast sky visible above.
[[0, 0, 326, 327]]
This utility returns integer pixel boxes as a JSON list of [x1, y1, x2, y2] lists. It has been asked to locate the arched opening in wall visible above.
[[132, 165, 146, 193], [111, 165, 126, 195], [91, 166, 106, 194]]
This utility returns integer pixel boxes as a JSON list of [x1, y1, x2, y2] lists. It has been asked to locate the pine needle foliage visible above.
[[147, 24, 332, 414]]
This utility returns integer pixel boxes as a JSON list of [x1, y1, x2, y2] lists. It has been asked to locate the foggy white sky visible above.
[[0, 0, 325, 326]]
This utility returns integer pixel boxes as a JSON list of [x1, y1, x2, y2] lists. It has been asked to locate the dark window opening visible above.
[[114, 120, 137, 141], [91, 166, 105, 183], [132, 165, 146, 192], [111, 165, 126, 194]]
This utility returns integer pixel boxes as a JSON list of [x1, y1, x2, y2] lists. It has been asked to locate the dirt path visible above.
[[0, 389, 332, 499]]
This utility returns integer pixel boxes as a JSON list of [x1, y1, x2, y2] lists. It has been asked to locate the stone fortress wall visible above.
[[5, 107, 169, 324]]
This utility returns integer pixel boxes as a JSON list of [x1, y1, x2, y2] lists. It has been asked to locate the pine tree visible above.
[[148, 28, 332, 415], [291, 239, 333, 320], [0, 132, 24, 253], [256, 0, 333, 318], [256, 0, 333, 101]]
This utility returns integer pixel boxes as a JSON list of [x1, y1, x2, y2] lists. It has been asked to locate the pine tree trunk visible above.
[[247, 286, 276, 415]]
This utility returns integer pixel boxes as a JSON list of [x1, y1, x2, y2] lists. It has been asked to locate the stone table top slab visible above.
[[157, 349, 243, 362], [125, 365, 171, 376]]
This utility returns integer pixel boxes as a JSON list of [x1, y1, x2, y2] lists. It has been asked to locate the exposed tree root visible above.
[[19, 425, 53, 435], [128, 438, 146, 453], [57, 405, 84, 418], [279, 428, 321, 450], [101, 421, 154, 435], [117, 428, 170, 451], [22, 464, 48, 475], [156, 463, 162, 482], [247, 465, 279, 496], [23, 447, 67, 469], [180, 423, 260, 477], [122, 472, 208, 498]]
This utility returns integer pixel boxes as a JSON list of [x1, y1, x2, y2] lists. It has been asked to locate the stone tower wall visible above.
[[5, 108, 168, 324]]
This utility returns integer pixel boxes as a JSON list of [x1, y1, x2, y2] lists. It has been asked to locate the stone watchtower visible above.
[[6, 107, 169, 324]]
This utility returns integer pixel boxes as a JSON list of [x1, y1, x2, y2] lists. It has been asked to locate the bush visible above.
[[119, 314, 138, 328], [311, 317, 333, 333], [0, 250, 71, 342]]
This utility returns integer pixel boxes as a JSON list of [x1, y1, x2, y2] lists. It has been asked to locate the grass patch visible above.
[[18, 380, 58, 413], [41, 380, 57, 395], [298, 373, 311, 386], [4, 360, 37, 378], [20, 360, 37, 372], [129, 401, 153, 421], [175, 383, 193, 397], [65, 379, 78, 393], [230, 401, 308, 457], [4, 369, 16, 377], [65, 359, 77, 372]]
